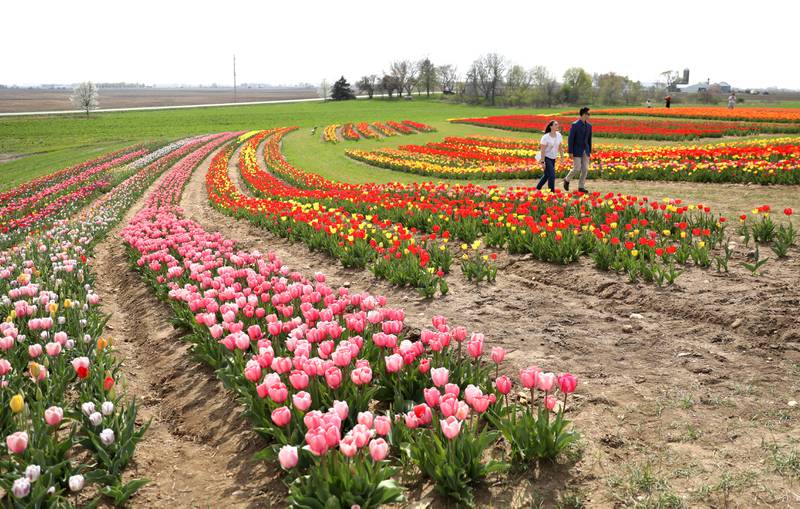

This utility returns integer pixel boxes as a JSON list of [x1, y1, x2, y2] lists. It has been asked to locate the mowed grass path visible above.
[[0, 98, 559, 190]]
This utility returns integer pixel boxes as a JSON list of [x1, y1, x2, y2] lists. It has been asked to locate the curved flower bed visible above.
[[589, 106, 800, 124], [0, 135, 226, 506], [450, 114, 800, 139], [322, 120, 434, 142], [123, 135, 580, 507], [347, 135, 800, 184]]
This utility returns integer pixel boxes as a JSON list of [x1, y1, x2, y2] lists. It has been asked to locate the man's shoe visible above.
[[578, 188, 589, 194], [563, 180, 570, 191]]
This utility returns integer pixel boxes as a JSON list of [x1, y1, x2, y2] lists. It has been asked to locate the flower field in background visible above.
[[589, 106, 800, 123], [322, 120, 436, 142], [0, 135, 235, 506], [214, 128, 745, 287], [122, 134, 580, 506], [450, 114, 800, 139], [347, 135, 800, 184]]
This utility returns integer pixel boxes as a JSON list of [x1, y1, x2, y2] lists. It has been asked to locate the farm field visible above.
[[1, 100, 800, 509]]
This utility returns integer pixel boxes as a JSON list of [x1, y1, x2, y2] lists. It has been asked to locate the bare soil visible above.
[[0, 87, 318, 113], [92, 168, 283, 508], [90, 139, 800, 507]]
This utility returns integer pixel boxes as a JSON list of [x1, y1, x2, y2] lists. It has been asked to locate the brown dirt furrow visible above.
[[177, 140, 800, 507], [92, 160, 281, 508]]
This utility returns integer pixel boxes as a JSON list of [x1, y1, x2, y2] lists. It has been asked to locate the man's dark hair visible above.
[[579, 107, 590, 116]]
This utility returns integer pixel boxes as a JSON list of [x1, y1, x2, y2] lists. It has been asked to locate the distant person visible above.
[[536, 120, 563, 193], [646, 99, 652, 108], [728, 92, 736, 109], [311, 126, 318, 135], [564, 107, 592, 193], [664, 95, 672, 108]]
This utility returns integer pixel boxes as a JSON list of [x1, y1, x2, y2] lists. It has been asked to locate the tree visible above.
[[356, 75, 377, 98], [472, 53, 506, 105], [505, 65, 532, 106], [331, 76, 356, 100], [561, 67, 593, 105], [417, 58, 438, 97], [70, 81, 98, 117], [595, 72, 627, 105], [437, 65, 458, 95], [389, 60, 415, 98], [318, 79, 329, 101], [530, 66, 559, 107], [378, 75, 399, 98]]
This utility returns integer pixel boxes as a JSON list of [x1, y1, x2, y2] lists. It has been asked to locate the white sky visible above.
[[2, 0, 798, 89]]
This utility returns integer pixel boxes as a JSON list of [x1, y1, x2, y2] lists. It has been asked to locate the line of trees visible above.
[[337, 54, 661, 107]]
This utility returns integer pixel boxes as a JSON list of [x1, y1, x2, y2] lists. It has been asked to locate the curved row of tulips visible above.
[[347, 135, 800, 184], [450, 114, 800, 139], [122, 135, 580, 507], [0, 146, 151, 248], [323, 120, 435, 143], [588, 106, 800, 124], [0, 135, 233, 506]]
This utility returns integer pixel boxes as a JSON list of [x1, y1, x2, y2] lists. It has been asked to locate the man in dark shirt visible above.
[[564, 107, 592, 193]]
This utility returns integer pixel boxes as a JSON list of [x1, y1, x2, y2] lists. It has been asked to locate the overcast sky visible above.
[[2, 0, 798, 89]]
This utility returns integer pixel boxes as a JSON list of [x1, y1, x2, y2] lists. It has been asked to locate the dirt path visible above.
[[177, 140, 800, 507], [92, 163, 281, 508]]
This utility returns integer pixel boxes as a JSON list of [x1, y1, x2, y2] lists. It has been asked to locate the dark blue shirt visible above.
[[567, 119, 592, 156]]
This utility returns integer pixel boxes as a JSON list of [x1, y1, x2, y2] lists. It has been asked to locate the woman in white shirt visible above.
[[536, 120, 564, 192]]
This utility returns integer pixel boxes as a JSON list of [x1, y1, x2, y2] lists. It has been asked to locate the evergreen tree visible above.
[[331, 76, 356, 100]]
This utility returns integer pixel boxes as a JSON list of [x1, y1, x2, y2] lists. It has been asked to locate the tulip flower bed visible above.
[[450, 114, 800, 139], [347, 135, 800, 184], [589, 106, 800, 124], [122, 136, 581, 506], [239, 127, 734, 285], [0, 146, 149, 247], [322, 120, 436, 142], [322, 124, 339, 144], [0, 134, 235, 506], [209, 131, 451, 297]]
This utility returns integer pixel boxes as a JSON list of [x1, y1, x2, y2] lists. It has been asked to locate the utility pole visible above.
[[233, 54, 237, 103]]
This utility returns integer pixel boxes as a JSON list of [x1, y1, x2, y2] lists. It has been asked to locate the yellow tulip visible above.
[[10, 394, 24, 413]]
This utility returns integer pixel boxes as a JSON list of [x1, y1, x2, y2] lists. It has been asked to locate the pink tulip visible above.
[[374, 415, 391, 436], [558, 373, 578, 394], [332, 400, 349, 421], [369, 438, 389, 461], [6, 431, 28, 454], [444, 383, 460, 397], [431, 367, 449, 387], [463, 384, 481, 404], [412, 404, 432, 425], [0, 359, 11, 375], [351, 424, 373, 448], [292, 391, 312, 411], [350, 366, 373, 385], [384, 354, 403, 373], [278, 445, 298, 469], [439, 393, 458, 418], [404, 413, 420, 429], [45, 406, 63, 426], [455, 401, 471, 421], [323, 424, 341, 447], [520, 367, 540, 389], [306, 430, 328, 456], [537, 372, 557, 393], [417, 358, 430, 374], [339, 435, 358, 457], [244, 360, 262, 383], [544, 395, 558, 411], [491, 347, 506, 364], [28, 344, 42, 358], [471, 394, 491, 413], [440, 416, 462, 440], [495, 375, 512, 395], [357, 411, 374, 428], [289, 370, 309, 390], [45, 342, 61, 357], [268, 383, 288, 404], [423, 387, 441, 408], [271, 406, 292, 427], [325, 367, 343, 389]]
